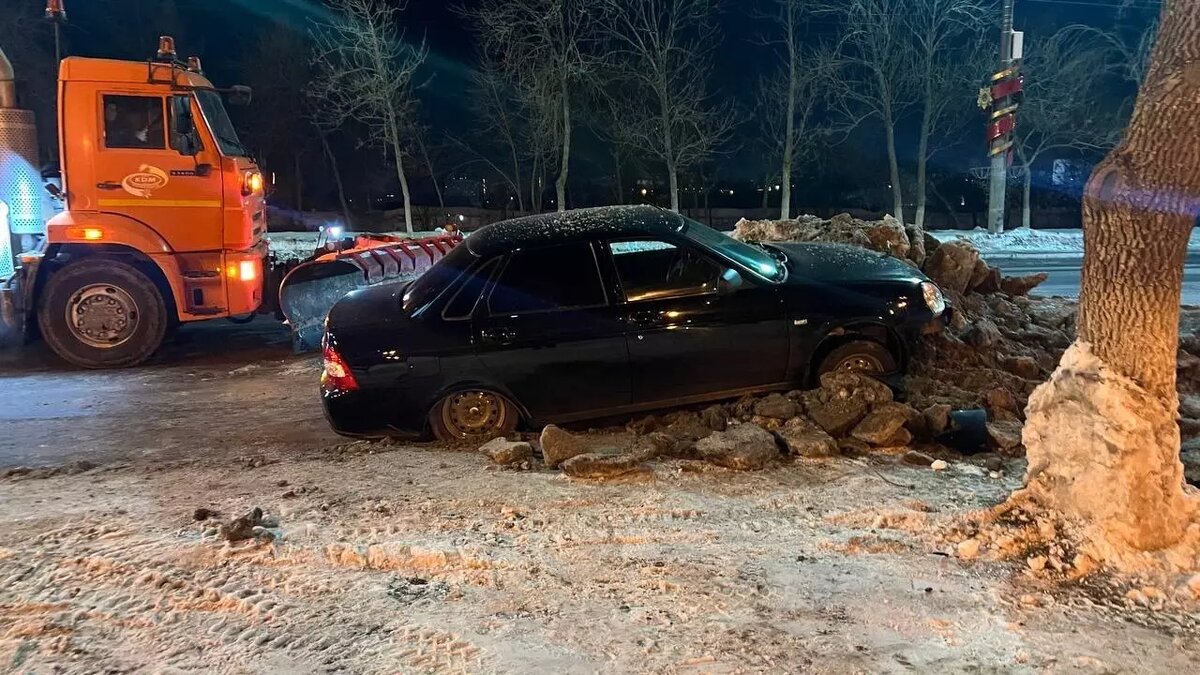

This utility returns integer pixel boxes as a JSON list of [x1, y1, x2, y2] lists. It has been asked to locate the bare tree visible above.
[[309, 0, 428, 232], [467, 0, 596, 213], [1018, 0, 1200, 562], [754, 1, 839, 220], [819, 0, 916, 223], [465, 56, 530, 212], [907, 0, 992, 230], [1012, 27, 1125, 229], [409, 121, 444, 209], [600, 0, 738, 212]]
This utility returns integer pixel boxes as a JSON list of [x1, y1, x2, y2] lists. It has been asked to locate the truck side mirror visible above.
[[227, 85, 252, 106]]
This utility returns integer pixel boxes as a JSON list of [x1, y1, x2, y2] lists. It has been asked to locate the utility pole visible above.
[[986, 0, 1016, 234]]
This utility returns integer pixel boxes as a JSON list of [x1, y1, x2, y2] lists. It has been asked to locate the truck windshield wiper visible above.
[[215, 132, 248, 156]]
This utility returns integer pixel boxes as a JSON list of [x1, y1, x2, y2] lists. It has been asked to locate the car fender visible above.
[[808, 320, 907, 378]]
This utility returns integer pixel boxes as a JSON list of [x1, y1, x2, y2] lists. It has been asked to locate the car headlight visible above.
[[921, 281, 946, 316]]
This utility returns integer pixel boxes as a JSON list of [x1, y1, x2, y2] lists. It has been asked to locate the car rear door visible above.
[[474, 242, 630, 421], [605, 239, 790, 405]]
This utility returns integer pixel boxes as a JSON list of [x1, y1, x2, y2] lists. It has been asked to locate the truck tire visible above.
[[37, 259, 168, 368]]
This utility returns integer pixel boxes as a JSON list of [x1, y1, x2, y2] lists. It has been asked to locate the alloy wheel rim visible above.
[[66, 284, 140, 349]]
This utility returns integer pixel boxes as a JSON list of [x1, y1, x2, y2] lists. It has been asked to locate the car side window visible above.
[[488, 243, 607, 315], [442, 257, 499, 320], [103, 95, 166, 150], [609, 239, 722, 302]]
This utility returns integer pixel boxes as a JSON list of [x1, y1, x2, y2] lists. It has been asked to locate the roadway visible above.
[[997, 253, 1200, 305]]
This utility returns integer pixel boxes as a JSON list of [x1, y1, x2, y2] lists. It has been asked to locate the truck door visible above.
[[93, 93, 223, 253]]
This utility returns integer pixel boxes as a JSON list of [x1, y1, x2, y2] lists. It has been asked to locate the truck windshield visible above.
[[195, 89, 248, 157]]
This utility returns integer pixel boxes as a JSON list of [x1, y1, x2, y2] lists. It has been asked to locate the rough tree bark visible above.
[[1020, 0, 1200, 556], [883, 115, 903, 223], [555, 71, 570, 212]]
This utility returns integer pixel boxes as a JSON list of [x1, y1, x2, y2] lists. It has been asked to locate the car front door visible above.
[[606, 239, 790, 406], [474, 241, 630, 421]]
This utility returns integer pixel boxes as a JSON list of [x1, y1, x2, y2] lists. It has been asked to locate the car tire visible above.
[[38, 259, 168, 369], [817, 340, 898, 378], [429, 389, 520, 443]]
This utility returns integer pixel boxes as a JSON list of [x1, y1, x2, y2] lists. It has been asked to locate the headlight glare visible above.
[[921, 282, 946, 316]]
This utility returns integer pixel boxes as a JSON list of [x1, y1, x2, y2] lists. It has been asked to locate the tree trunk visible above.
[[883, 116, 904, 223], [530, 153, 541, 213], [293, 152, 304, 211], [781, 22, 797, 221], [388, 121, 414, 233], [613, 148, 624, 205], [1021, 168, 1032, 230], [319, 132, 353, 228], [555, 71, 570, 213], [915, 83, 932, 229], [509, 143, 524, 213], [1020, 0, 1200, 557], [660, 88, 679, 212], [418, 134, 444, 209]]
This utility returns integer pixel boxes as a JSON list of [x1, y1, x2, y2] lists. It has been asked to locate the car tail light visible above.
[[321, 340, 359, 393]]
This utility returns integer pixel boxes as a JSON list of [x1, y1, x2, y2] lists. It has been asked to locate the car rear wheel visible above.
[[817, 340, 897, 378], [430, 389, 519, 443]]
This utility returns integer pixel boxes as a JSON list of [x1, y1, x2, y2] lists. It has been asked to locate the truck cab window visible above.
[[103, 95, 166, 149]]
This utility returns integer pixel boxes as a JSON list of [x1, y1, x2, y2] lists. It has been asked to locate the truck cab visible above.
[[13, 40, 265, 367]]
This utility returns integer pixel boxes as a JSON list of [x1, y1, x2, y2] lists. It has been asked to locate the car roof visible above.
[[465, 205, 684, 258]]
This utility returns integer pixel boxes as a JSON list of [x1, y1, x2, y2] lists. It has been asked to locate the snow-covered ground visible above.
[[931, 227, 1200, 259]]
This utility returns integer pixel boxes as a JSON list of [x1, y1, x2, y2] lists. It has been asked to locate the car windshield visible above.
[[195, 89, 248, 157], [674, 216, 786, 282]]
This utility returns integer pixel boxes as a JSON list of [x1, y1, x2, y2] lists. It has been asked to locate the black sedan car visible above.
[[320, 206, 948, 441]]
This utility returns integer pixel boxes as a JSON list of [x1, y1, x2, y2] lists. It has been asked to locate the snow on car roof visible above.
[[465, 205, 682, 257]]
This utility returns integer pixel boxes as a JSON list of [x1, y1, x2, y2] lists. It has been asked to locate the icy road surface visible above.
[[1000, 253, 1200, 306]]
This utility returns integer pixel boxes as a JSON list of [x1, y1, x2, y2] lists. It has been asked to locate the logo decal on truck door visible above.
[[121, 165, 170, 198]]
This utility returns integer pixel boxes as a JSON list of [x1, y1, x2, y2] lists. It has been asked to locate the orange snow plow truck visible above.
[[0, 38, 461, 367]]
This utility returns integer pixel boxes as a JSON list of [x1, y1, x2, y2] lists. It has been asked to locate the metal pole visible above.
[[987, 0, 1015, 234]]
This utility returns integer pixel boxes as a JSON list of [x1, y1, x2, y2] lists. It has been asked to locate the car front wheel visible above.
[[816, 340, 898, 378], [429, 389, 519, 443]]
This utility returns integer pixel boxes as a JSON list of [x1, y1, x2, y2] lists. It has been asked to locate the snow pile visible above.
[[931, 227, 1200, 258]]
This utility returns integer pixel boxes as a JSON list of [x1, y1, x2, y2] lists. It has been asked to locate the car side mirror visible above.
[[717, 268, 744, 295]]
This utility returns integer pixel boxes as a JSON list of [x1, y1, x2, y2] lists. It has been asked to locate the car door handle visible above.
[[96, 181, 122, 190], [627, 311, 662, 328], [480, 327, 516, 344]]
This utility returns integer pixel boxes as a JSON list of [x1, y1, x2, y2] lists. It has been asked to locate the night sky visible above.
[[1, 0, 1162, 205]]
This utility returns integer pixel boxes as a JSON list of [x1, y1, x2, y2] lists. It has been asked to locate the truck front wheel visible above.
[[38, 259, 168, 368]]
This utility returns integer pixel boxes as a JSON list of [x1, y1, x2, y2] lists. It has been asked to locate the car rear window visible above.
[[402, 244, 477, 316], [488, 243, 607, 315], [442, 257, 499, 320]]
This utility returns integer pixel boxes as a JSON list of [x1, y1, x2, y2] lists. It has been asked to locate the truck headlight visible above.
[[921, 282, 946, 316]]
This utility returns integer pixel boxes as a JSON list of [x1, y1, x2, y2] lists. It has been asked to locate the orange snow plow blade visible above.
[[278, 234, 464, 352]]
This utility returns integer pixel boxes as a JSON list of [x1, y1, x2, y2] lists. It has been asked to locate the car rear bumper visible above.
[[321, 388, 425, 440]]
